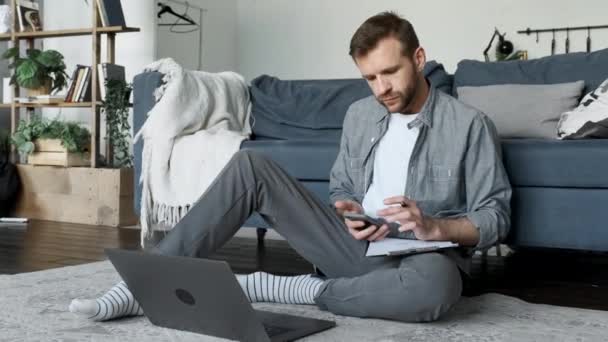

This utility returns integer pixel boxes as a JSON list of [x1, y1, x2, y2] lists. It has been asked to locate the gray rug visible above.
[[1, 261, 607, 342]]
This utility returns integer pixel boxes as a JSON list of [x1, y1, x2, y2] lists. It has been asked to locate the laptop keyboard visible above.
[[263, 324, 292, 337]]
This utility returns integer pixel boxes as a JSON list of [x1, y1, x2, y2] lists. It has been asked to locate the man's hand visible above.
[[334, 200, 390, 242], [377, 196, 442, 241]]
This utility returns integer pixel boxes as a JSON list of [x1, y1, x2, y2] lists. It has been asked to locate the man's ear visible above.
[[413, 47, 426, 73]]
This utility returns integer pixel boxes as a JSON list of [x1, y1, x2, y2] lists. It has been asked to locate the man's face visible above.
[[354, 37, 423, 113]]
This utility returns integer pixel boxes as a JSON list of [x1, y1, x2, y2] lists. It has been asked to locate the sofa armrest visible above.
[[133, 71, 165, 216]]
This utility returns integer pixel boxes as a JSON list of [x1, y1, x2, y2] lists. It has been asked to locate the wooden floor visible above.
[[1, 220, 607, 312]]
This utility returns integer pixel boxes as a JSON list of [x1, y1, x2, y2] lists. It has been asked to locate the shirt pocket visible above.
[[424, 164, 463, 211], [429, 164, 460, 182]]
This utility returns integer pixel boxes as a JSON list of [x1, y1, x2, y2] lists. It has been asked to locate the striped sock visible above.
[[69, 281, 143, 321], [236, 272, 324, 304]]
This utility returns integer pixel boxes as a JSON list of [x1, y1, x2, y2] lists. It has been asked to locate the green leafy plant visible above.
[[11, 116, 90, 155], [1, 47, 69, 92], [102, 79, 133, 168]]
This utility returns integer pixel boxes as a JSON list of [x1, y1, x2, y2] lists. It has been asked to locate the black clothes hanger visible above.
[[157, 2, 196, 26]]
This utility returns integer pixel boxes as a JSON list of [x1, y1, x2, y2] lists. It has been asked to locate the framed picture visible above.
[[16, 0, 42, 32]]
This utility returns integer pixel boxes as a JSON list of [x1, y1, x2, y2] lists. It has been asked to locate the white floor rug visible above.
[[1, 261, 607, 342]]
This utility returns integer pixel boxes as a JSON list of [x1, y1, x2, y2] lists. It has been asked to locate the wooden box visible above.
[[15, 165, 138, 227], [28, 139, 90, 167]]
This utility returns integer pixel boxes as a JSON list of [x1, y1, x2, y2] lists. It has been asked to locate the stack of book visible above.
[[96, 0, 126, 27], [64, 65, 92, 103], [63, 63, 126, 103]]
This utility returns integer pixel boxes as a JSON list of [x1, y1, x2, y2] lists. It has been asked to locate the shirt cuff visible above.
[[466, 210, 498, 251]]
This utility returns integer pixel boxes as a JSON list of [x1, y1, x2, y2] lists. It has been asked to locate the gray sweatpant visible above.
[[153, 150, 462, 322]]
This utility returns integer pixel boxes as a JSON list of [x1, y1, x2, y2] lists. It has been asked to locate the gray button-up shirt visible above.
[[329, 84, 512, 268]]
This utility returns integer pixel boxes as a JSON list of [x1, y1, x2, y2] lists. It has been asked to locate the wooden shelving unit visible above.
[[4, 0, 140, 167]]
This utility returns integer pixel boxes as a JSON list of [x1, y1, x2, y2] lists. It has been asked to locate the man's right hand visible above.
[[334, 200, 390, 242]]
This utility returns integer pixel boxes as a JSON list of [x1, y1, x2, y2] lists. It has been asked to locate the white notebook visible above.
[[366, 238, 458, 257]]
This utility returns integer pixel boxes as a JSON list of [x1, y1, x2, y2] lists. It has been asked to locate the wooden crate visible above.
[[28, 139, 90, 167], [29, 139, 90, 167], [15, 165, 138, 227]]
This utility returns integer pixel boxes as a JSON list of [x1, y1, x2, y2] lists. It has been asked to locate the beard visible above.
[[377, 77, 419, 114]]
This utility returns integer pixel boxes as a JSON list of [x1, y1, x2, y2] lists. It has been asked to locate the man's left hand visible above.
[[377, 196, 442, 241]]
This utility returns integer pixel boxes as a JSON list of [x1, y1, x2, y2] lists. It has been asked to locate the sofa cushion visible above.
[[249, 61, 453, 140], [454, 48, 608, 96], [457, 81, 584, 138], [249, 76, 371, 140], [557, 77, 608, 139], [240, 139, 339, 181], [501, 138, 608, 188]]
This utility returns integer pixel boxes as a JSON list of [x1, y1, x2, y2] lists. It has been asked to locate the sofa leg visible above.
[[256, 228, 267, 250]]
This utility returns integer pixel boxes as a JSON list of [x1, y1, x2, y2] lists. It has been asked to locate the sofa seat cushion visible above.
[[502, 139, 608, 188], [240, 139, 339, 181]]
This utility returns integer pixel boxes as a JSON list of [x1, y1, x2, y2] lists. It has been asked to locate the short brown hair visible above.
[[349, 11, 419, 59]]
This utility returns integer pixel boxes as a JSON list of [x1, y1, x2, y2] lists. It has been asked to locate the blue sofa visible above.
[[132, 51, 608, 252]]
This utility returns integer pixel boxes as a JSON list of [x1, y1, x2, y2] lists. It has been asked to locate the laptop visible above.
[[106, 249, 336, 342]]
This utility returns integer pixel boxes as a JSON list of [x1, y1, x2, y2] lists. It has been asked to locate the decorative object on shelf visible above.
[[0, 5, 12, 34], [11, 116, 90, 157], [16, 0, 41, 32], [2, 47, 68, 96], [96, 0, 126, 27], [483, 28, 526, 62], [101, 79, 132, 168], [518, 24, 608, 54]]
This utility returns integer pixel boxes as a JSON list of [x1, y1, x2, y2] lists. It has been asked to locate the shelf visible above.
[[0, 102, 101, 108], [0, 26, 140, 41], [0, 102, 133, 108]]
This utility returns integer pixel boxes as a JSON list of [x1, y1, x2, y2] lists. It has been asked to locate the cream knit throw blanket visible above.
[[134, 58, 251, 244]]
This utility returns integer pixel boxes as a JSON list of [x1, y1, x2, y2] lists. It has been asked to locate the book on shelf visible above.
[[15, 95, 65, 104], [64, 67, 80, 102], [64, 65, 92, 103], [97, 63, 126, 101], [96, 0, 126, 27], [16, 0, 42, 32], [77, 66, 92, 102]]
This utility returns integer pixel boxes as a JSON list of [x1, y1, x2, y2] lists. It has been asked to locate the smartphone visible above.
[[343, 212, 399, 231]]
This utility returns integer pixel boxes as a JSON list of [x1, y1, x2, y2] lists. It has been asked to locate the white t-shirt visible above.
[[362, 113, 420, 217]]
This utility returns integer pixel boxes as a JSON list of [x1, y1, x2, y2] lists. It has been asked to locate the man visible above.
[[70, 12, 511, 323]]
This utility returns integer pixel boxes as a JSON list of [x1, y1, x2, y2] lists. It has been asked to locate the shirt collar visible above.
[[371, 79, 437, 129]]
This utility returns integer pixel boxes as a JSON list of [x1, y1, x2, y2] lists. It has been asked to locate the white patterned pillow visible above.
[[557, 78, 608, 139]]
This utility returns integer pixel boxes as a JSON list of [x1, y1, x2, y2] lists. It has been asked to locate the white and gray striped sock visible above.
[[69, 281, 143, 321], [236, 272, 324, 304]]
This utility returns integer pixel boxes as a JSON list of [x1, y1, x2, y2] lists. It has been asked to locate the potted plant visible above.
[[102, 79, 133, 168], [11, 116, 91, 166], [1, 47, 69, 96]]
